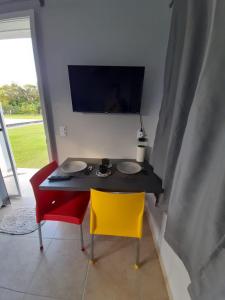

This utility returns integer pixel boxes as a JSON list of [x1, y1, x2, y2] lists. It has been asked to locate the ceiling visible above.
[[0, 0, 44, 6]]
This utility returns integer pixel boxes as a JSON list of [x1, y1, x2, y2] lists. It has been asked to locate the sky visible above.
[[0, 38, 37, 86]]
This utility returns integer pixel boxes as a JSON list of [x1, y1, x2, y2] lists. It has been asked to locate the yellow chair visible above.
[[90, 189, 145, 269]]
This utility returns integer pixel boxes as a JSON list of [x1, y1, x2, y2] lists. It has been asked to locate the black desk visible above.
[[39, 158, 163, 202]]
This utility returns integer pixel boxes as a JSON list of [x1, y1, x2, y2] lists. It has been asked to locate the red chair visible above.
[[30, 161, 90, 251]]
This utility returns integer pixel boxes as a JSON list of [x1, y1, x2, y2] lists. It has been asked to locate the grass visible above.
[[8, 124, 48, 168], [4, 114, 42, 120]]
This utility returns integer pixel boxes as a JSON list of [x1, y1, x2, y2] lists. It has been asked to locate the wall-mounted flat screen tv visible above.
[[68, 65, 145, 113]]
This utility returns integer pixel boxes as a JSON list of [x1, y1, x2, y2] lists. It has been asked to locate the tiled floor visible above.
[[0, 170, 169, 300]]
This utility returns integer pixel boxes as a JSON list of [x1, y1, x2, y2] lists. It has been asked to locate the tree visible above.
[[0, 83, 40, 114]]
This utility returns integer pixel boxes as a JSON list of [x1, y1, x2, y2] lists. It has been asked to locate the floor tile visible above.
[[25, 221, 59, 239], [0, 237, 51, 293], [0, 288, 24, 300], [0, 235, 13, 256], [27, 239, 89, 300], [139, 258, 170, 300], [56, 206, 90, 237], [53, 218, 89, 241], [23, 294, 59, 300], [83, 237, 150, 300], [10, 198, 35, 208], [83, 228, 166, 300]]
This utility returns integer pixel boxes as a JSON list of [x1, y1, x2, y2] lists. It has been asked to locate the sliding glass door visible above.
[[0, 107, 21, 197]]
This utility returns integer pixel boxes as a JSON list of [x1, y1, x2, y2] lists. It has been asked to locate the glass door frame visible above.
[[0, 9, 58, 164], [0, 106, 21, 197]]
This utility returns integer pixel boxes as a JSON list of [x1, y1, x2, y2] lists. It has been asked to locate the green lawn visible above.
[[4, 114, 42, 120], [8, 124, 48, 168]]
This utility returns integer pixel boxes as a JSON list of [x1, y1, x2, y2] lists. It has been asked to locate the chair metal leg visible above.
[[38, 223, 43, 251], [80, 224, 85, 251], [90, 234, 95, 264], [134, 238, 140, 269]]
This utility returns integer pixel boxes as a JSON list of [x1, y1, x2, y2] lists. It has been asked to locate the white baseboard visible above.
[[146, 205, 174, 300]]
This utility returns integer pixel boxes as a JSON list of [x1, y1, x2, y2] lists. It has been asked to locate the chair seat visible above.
[[41, 191, 89, 225]]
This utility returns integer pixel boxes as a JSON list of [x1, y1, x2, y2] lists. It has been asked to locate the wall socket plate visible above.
[[59, 126, 67, 137], [137, 128, 144, 139]]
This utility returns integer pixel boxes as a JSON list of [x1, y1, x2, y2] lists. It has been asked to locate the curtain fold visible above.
[[152, 0, 225, 299], [151, 0, 213, 210]]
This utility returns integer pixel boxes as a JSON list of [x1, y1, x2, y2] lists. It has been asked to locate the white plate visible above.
[[61, 160, 87, 174], [116, 161, 142, 175], [96, 170, 112, 177]]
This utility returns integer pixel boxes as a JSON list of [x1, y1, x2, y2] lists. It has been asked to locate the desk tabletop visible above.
[[39, 158, 163, 194]]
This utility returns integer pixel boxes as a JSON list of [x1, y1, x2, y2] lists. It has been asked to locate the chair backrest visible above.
[[30, 161, 58, 195], [90, 189, 145, 238], [30, 161, 58, 222]]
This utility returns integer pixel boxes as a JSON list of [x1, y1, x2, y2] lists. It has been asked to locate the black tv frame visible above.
[[68, 65, 145, 114]]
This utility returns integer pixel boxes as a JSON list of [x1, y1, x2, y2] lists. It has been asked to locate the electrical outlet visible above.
[[59, 126, 67, 137], [137, 128, 144, 139]]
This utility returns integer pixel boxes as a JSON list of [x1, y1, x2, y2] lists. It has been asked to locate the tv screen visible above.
[[68, 65, 145, 113]]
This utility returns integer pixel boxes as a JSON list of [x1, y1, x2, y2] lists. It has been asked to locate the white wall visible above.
[[0, 0, 170, 161], [0, 0, 171, 162], [34, 0, 171, 162]]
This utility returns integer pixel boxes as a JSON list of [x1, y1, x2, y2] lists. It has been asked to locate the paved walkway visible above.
[[5, 118, 43, 127]]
